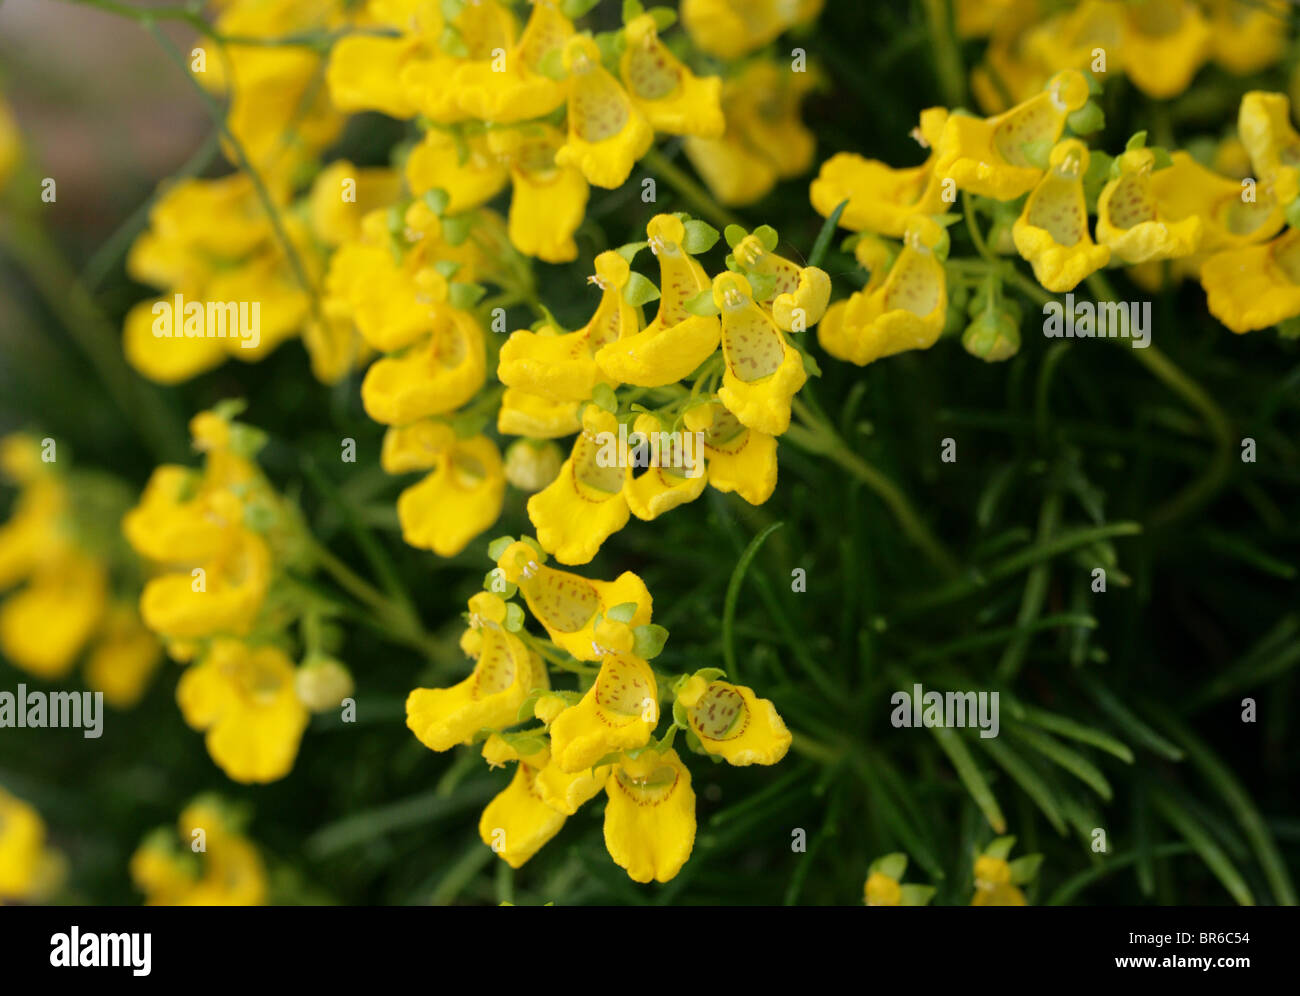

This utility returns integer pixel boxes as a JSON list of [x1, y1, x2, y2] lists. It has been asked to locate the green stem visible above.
[[789, 397, 961, 577], [1086, 273, 1234, 527], [641, 146, 742, 230], [921, 0, 966, 108]]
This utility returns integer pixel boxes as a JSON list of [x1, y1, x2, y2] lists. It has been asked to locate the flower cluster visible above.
[[0, 435, 161, 707], [123, 405, 352, 783], [962, 0, 1289, 111], [811, 69, 1300, 366], [404, 536, 792, 882], [130, 796, 267, 905]]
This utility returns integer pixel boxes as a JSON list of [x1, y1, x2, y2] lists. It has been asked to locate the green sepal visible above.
[[682, 219, 721, 254], [623, 271, 661, 306], [633, 623, 669, 659], [487, 535, 517, 560]]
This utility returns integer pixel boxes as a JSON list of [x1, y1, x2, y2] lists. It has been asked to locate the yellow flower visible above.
[[934, 70, 1089, 201], [308, 160, 404, 248], [624, 412, 709, 520], [327, 31, 428, 119], [494, 539, 652, 662], [1149, 152, 1288, 258], [406, 593, 548, 752], [453, 0, 571, 124], [132, 799, 267, 905], [360, 307, 487, 425], [810, 108, 951, 238], [603, 747, 696, 883], [176, 640, 309, 784], [864, 871, 902, 906], [1012, 139, 1111, 292], [1095, 148, 1203, 264], [818, 215, 948, 367], [402, 0, 518, 123], [729, 231, 831, 331], [684, 59, 817, 206], [383, 422, 505, 557], [527, 406, 631, 564], [596, 215, 720, 387], [555, 35, 654, 189], [499, 251, 640, 401], [1208, 0, 1288, 76], [488, 124, 590, 263], [139, 528, 273, 640], [498, 388, 584, 438], [681, 0, 823, 60], [85, 604, 163, 709], [0, 551, 107, 680], [620, 14, 724, 138], [478, 750, 568, 869], [1239, 91, 1300, 197], [549, 644, 659, 772], [536, 755, 610, 815], [1120, 0, 1211, 100], [504, 439, 563, 492], [1201, 229, 1300, 333], [690, 401, 779, 505], [405, 129, 510, 213], [678, 677, 791, 765], [0, 788, 65, 903], [714, 272, 807, 436], [971, 854, 1027, 906]]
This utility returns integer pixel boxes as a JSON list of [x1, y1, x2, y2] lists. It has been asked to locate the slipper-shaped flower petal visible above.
[[603, 747, 695, 883], [1201, 228, 1300, 333], [555, 35, 654, 189], [620, 14, 724, 138], [714, 272, 806, 435], [549, 645, 658, 772], [1012, 139, 1110, 292], [1096, 147, 1203, 264], [361, 307, 487, 425]]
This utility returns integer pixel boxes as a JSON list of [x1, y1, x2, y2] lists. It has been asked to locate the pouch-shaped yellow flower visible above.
[[1149, 152, 1288, 257], [85, 603, 163, 709], [405, 129, 510, 213], [360, 307, 487, 425], [1201, 229, 1300, 333], [620, 14, 724, 138], [327, 33, 426, 119], [624, 412, 709, 520], [1096, 148, 1203, 264], [689, 401, 779, 505], [1208, 0, 1287, 76], [681, 0, 823, 60], [596, 215, 720, 387], [454, 0, 571, 123], [498, 388, 584, 438], [326, 241, 443, 354], [555, 35, 654, 189], [0, 551, 106, 679], [935, 70, 1089, 201], [406, 593, 548, 752], [387, 425, 505, 557], [0, 789, 65, 903], [817, 215, 948, 366], [139, 528, 272, 640], [603, 747, 696, 883], [1238, 91, 1300, 195], [489, 125, 589, 263], [678, 677, 791, 765], [1012, 139, 1111, 292], [478, 755, 568, 869], [1120, 0, 1211, 100], [811, 108, 951, 238], [527, 407, 631, 564], [309, 160, 404, 248], [730, 232, 831, 332], [176, 640, 309, 784], [499, 251, 640, 401], [401, 0, 517, 123], [714, 272, 806, 436], [549, 647, 659, 772], [495, 539, 652, 662]]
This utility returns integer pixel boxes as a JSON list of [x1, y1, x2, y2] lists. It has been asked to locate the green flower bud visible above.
[[962, 311, 1021, 362], [295, 656, 354, 713]]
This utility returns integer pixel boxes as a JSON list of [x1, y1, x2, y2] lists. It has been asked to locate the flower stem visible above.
[[789, 397, 961, 577]]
